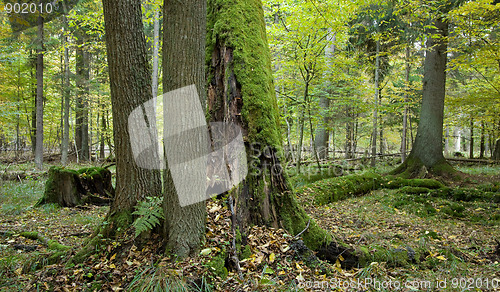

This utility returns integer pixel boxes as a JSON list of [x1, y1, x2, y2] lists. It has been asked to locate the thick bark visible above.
[[102, 0, 162, 232], [162, 0, 207, 257], [34, 16, 44, 170], [392, 16, 454, 177], [207, 0, 329, 251]]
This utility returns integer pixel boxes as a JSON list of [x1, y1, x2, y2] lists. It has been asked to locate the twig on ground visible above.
[[293, 219, 310, 239]]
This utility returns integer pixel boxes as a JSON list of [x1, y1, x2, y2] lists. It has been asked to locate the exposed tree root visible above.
[[390, 156, 461, 181]]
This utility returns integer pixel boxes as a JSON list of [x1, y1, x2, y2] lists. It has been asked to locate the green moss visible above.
[[207, 0, 282, 149], [383, 177, 443, 189], [20, 232, 71, 251], [47, 251, 66, 265], [357, 246, 418, 267], [278, 191, 331, 250], [241, 244, 252, 259], [296, 172, 383, 205], [77, 167, 107, 179], [19, 231, 39, 240], [47, 240, 71, 251], [207, 253, 228, 279], [395, 186, 432, 194], [70, 236, 102, 265]]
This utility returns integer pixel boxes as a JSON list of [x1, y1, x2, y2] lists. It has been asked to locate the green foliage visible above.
[[132, 196, 164, 238], [206, 252, 228, 280]]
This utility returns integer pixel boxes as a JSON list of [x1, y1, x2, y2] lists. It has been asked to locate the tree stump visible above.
[[36, 166, 114, 207], [493, 139, 500, 161]]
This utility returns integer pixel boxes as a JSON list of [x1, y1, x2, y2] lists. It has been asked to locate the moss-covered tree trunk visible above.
[[207, 0, 329, 251], [162, 0, 207, 258], [392, 15, 455, 178], [101, 0, 162, 235]]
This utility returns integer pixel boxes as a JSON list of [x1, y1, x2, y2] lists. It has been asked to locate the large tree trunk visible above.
[[34, 16, 44, 170], [207, 0, 329, 251], [392, 16, 454, 177], [162, 0, 207, 258], [101, 0, 162, 234]]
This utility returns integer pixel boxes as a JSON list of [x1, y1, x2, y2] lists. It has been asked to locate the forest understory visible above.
[[0, 160, 499, 292]]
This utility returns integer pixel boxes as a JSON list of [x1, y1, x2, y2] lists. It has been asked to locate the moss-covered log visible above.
[[296, 172, 444, 206], [36, 166, 114, 207], [20, 231, 71, 251]]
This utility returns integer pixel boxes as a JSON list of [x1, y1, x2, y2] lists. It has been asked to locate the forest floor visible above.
[[0, 162, 499, 291]]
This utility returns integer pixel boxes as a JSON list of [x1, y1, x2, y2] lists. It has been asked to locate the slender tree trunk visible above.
[[315, 33, 334, 160], [469, 116, 474, 159], [162, 0, 207, 258], [401, 44, 410, 162], [455, 127, 461, 152], [101, 0, 162, 233], [307, 102, 321, 169], [61, 17, 70, 165], [444, 127, 450, 157], [285, 117, 295, 162], [75, 34, 90, 161], [34, 16, 44, 170], [296, 97, 306, 173], [100, 101, 106, 160], [30, 50, 36, 155], [479, 121, 485, 159], [152, 9, 160, 98], [371, 37, 380, 167]]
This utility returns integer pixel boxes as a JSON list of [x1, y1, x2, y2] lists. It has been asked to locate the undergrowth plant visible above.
[[132, 196, 164, 238]]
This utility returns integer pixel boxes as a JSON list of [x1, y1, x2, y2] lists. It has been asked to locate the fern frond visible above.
[[132, 196, 164, 238]]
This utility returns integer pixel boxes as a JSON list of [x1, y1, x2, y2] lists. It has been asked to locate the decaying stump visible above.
[[35, 166, 114, 207]]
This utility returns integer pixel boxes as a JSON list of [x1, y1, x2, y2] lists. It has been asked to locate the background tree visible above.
[[392, 2, 458, 177]]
